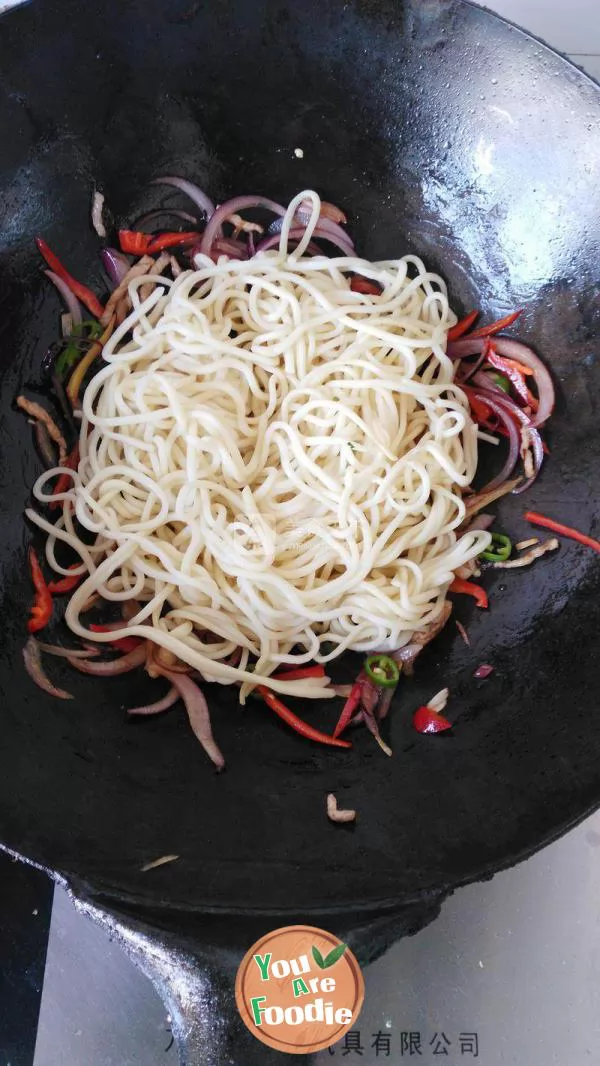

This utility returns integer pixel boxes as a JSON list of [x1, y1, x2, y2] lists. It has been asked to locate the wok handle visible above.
[[70, 885, 446, 1065], [70, 890, 315, 1065]]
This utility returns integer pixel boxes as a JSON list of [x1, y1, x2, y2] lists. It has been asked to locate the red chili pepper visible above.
[[449, 578, 489, 609], [118, 230, 152, 255], [257, 685, 351, 749], [272, 665, 326, 682], [350, 276, 382, 296], [467, 309, 523, 340], [89, 624, 143, 653], [486, 350, 538, 411], [146, 231, 200, 254], [447, 310, 478, 342], [35, 238, 104, 319], [524, 512, 600, 554], [332, 679, 363, 738], [119, 230, 200, 256], [27, 548, 53, 633], [498, 356, 534, 377], [49, 444, 79, 509], [47, 564, 82, 594], [464, 385, 513, 437], [467, 392, 493, 424], [413, 705, 452, 734]]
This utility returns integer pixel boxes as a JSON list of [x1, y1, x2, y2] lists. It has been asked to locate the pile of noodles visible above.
[[28, 191, 490, 701]]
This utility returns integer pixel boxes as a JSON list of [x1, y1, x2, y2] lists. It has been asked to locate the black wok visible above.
[[0, 0, 599, 1061]]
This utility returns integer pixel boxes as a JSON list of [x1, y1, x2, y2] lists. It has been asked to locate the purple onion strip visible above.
[[151, 176, 216, 220], [100, 248, 130, 287], [200, 196, 287, 257], [43, 270, 83, 327]]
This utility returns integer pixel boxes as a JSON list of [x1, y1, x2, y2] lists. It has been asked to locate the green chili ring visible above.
[[480, 532, 512, 563], [364, 654, 400, 688]]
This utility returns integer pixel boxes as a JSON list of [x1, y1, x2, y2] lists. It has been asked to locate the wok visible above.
[[0, 0, 599, 1061]]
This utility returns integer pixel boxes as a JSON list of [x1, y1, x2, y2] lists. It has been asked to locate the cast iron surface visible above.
[[0, 0, 599, 922]]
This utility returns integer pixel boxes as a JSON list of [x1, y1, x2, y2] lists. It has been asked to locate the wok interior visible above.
[[0, 0, 599, 915]]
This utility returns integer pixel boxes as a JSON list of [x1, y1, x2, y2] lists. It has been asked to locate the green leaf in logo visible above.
[[311, 945, 326, 969], [323, 942, 348, 969]]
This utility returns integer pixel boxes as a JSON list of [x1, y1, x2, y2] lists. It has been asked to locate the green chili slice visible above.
[[55, 320, 103, 378], [487, 371, 510, 394], [364, 654, 400, 688], [480, 532, 512, 563]]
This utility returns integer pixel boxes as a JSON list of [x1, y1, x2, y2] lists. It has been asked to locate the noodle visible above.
[[28, 190, 490, 701]]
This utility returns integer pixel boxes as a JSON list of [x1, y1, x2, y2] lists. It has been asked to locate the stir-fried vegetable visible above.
[[332, 680, 362, 739], [23, 637, 73, 699], [493, 538, 559, 568], [449, 578, 488, 609], [487, 371, 511, 393], [326, 794, 357, 824], [16, 396, 68, 464], [258, 685, 351, 749], [272, 665, 325, 682], [524, 512, 600, 554], [47, 565, 82, 594], [91, 190, 107, 238], [35, 238, 104, 319], [350, 276, 382, 296], [67, 644, 147, 675], [118, 230, 200, 255], [141, 854, 179, 872], [467, 309, 522, 339], [66, 316, 115, 407], [55, 320, 103, 378], [158, 669, 225, 770], [413, 705, 452, 734], [128, 687, 179, 716], [49, 444, 79, 509], [447, 310, 478, 342], [364, 654, 400, 688], [27, 548, 53, 633], [21, 180, 562, 779], [480, 532, 512, 563], [88, 623, 144, 653]]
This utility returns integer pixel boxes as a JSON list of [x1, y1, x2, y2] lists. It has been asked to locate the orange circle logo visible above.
[[235, 925, 364, 1055]]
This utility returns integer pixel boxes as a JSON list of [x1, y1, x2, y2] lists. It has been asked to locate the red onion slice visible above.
[[464, 512, 495, 532], [100, 248, 130, 287], [23, 637, 73, 699], [158, 669, 225, 770], [67, 644, 147, 675], [268, 214, 355, 253], [200, 196, 286, 257], [299, 200, 347, 224], [134, 207, 198, 229], [128, 686, 178, 715], [151, 176, 216, 219], [254, 229, 323, 256], [450, 336, 554, 427], [207, 237, 249, 261], [466, 386, 523, 491], [361, 706, 393, 756], [471, 383, 544, 492], [43, 270, 83, 326], [37, 642, 100, 660]]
